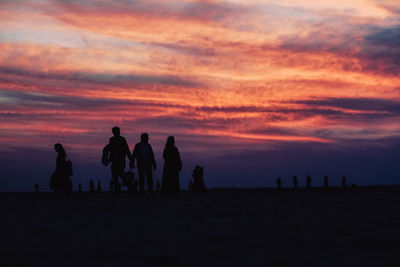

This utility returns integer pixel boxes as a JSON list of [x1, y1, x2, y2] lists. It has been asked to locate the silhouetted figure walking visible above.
[[90, 180, 95, 193], [324, 175, 329, 189], [161, 136, 182, 194], [306, 175, 311, 189], [34, 183, 39, 193], [78, 184, 82, 193], [292, 176, 298, 189], [50, 143, 72, 193], [191, 166, 206, 192], [342, 176, 346, 188], [97, 180, 102, 192], [108, 127, 131, 193], [276, 177, 281, 189], [131, 133, 156, 193]]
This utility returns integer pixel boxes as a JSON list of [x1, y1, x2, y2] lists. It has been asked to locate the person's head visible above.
[[166, 136, 175, 146], [54, 143, 65, 154], [112, 127, 120, 137], [140, 133, 149, 143]]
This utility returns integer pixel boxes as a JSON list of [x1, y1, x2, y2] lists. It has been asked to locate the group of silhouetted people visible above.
[[276, 175, 349, 189], [51, 127, 195, 195], [102, 127, 182, 194], [189, 165, 207, 192]]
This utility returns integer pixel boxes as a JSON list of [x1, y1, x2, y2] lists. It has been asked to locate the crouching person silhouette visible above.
[[131, 133, 156, 193], [108, 127, 131, 194], [50, 143, 73, 194]]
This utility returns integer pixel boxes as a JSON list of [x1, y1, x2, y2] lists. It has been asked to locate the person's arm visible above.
[[123, 138, 131, 160], [130, 144, 137, 168], [150, 145, 157, 170]]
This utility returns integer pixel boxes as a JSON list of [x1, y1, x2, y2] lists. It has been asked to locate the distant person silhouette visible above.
[[292, 176, 298, 189], [50, 143, 72, 193], [108, 127, 131, 193], [191, 165, 206, 192], [276, 177, 281, 189], [342, 176, 346, 188], [131, 133, 156, 193], [90, 179, 95, 193], [324, 175, 329, 188], [34, 183, 39, 193], [161, 136, 182, 194], [97, 180, 102, 193], [306, 175, 312, 189]]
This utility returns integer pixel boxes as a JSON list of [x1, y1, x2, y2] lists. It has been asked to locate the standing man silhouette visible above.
[[109, 127, 131, 193], [131, 133, 157, 193]]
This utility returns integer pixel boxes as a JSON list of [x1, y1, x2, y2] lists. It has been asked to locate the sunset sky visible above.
[[1, 0, 399, 191]]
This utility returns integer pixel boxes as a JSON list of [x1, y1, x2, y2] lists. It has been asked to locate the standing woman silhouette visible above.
[[50, 143, 72, 193], [161, 136, 182, 194]]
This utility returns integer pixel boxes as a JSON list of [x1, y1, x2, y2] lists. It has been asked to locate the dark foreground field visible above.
[[2, 187, 400, 267]]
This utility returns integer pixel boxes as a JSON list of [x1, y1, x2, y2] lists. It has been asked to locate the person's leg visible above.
[[147, 168, 154, 193], [138, 168, 145, 193], [117, 165, 125, 192], [111, 163, 120, 193]]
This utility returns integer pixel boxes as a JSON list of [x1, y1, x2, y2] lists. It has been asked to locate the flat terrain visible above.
[[2, 187, 400, 266]]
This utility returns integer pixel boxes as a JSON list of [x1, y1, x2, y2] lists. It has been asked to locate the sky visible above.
[[0, 0, 399, 191]]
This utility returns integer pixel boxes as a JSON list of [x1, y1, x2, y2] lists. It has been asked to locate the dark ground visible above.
[[2, 187, 400, 267]]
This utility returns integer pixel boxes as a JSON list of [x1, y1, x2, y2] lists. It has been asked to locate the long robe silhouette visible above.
[[50, 143, 72, 192], [161, 136, 182, 194]]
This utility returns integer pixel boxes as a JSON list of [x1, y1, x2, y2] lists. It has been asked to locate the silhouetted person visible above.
[[293, 176, 298, 189], [276, 177, 281, 189], [108, 127, 131, 193], [161, 136, 182, 194], [34, 183, 39, 193], [342, 176, 346, 188], [97, 180, 102, 192], [306, 175, 312, 189], [131, 133, 156, 193], [324, 175, 329, 189], [133, 179, 138, 192], [50, 143, 72, 194], [90, 180, 95, 193], [191, 165, 206, 192], [78, 184, 82, 193]]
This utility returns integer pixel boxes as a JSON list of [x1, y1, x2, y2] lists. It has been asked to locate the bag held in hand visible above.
[[102, 144, 111, 166]]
